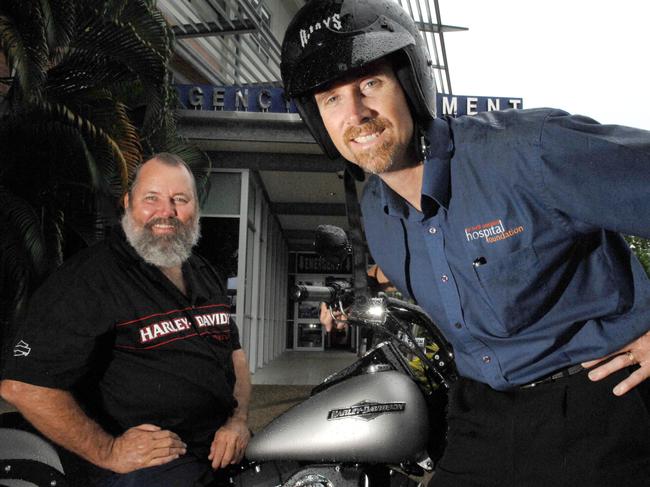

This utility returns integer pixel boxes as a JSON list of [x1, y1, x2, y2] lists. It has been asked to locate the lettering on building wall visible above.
[[177, 85, 295, 113], [296, 253, 352, 274], [235, 89, 248, 111], [438, 95, 523, 116], [258, 89, 272, 112], [213, 88, 225, 110], [188, 86, 204, 107], [175, 85, 523, 115]]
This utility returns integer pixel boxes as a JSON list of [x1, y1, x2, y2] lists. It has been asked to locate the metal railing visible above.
[[159, 0, 465, 92]]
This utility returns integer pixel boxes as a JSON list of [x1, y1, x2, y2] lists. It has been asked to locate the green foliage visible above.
[[0, 0, 209, 336], [626, 236, 650, 276]]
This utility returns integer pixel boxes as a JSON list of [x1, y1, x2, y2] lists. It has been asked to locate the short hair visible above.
[[129, 152, 198, 200]]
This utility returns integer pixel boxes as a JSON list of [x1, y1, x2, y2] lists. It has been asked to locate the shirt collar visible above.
[[110, 224, 208, 305], [379, 117, 454, 219], [420, 117, 454, 214], [110, 225, 142, 264], [379, 179, 412, 219]]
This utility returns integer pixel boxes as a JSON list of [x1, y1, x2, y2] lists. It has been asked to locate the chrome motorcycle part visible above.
[[312, 341, 413, 395], [279, 464, 420, 487], [230, 461, 301, 487], [0, 428, 67, 486]]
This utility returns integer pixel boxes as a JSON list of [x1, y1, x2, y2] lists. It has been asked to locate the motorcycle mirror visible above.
[[314, 225, 352, 266]]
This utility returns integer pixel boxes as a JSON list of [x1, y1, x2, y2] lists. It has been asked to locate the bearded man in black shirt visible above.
[[1, 153, 251, 487]]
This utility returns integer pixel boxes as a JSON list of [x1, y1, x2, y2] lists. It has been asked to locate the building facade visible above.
[[155, 0, 518, 374]]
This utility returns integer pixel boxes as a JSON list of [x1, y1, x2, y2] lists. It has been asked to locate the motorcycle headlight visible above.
[[357, 297, 387, 325]]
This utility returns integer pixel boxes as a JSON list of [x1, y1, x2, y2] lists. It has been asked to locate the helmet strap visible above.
[[343, 168, 371, 307], [414, 121, 431, 162]]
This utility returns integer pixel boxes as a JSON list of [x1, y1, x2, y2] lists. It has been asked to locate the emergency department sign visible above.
[[175, 84, 523, 117]]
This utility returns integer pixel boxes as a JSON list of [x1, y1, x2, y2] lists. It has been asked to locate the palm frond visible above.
[[0, 185, 51, 326], [38, 0, 76, 64], [64, 89, 143, 179], [2, 111, 104, 193], [41, 99, 133, 191], [75, 1, 173, 132], [0, 0, 49, 101], [39, 199, 64, 268], [0, 185, 50, 279], [0, 0, 186, 335]]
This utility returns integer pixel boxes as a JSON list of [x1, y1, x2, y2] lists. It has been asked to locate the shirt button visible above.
[[482, 355, 491, 364], [454, 322, 462, 329], [441, 274, 449, 283], [428, 227, 437, 235]]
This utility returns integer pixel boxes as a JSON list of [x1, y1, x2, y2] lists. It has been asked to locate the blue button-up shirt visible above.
[[361, 108, 650, 390]]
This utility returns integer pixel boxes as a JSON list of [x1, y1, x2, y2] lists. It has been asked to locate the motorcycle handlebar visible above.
[[292, 281, 353, 306], [292, 285, 337, 303], [293, 284, 456, 386]]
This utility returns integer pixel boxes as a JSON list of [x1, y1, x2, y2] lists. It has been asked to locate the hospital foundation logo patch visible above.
[[465, 219, 524, 244]]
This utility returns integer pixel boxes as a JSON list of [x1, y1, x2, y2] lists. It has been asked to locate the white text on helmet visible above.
[[300, 13, 342, 48]]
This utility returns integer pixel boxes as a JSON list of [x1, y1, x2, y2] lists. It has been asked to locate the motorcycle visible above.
[[231, 225, 457, 487], [0, 226, 456, 487]]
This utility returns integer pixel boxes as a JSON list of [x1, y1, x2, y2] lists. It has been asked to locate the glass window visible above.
[[201, 172, 241, 216], [196, 217, 239, 280]]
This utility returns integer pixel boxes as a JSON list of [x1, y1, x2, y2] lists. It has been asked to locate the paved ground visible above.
[[249, 384, 313, 432], [249, 350, 358, 430], [252, 350, 357, 385]]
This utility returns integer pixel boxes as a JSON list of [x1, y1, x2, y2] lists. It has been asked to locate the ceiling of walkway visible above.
[[178, 110, 358, 250]]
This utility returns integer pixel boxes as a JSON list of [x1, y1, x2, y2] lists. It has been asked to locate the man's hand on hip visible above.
[[105, 424, 186, 473], [582, 330, 650, 396], [208, 417, 250, 469]]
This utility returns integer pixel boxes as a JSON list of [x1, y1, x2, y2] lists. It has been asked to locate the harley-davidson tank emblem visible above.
[[327, 400, 406, 421]]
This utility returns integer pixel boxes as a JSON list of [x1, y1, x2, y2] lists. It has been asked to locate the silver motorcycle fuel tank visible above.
[[246, 371, 430, 463]]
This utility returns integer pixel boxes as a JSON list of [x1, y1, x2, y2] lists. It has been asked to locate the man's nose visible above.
[[157, 198, 178, 217], [345, 93, 374, 126]]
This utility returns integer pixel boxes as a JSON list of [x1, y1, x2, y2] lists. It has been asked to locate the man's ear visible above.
[[123, 193, 130, 210]]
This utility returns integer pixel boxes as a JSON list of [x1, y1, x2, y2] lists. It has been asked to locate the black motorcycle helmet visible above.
[[281, 0, 436, 163]]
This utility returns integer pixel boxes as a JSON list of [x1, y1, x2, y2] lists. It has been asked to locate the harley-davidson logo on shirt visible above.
[[115, 304, 231, 349]]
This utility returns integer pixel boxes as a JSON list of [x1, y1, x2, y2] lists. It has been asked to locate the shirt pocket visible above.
[[473, 246, 549, 336]]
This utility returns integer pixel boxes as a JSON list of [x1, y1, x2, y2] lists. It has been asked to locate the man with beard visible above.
[[1, 153, 251, 487], [281, 0, 650, 485]]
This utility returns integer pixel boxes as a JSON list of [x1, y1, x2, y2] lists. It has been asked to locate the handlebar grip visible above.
[[292, 285, 336, 303]]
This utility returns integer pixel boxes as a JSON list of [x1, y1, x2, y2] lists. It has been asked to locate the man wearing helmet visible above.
[[281, 1, 650, 486]]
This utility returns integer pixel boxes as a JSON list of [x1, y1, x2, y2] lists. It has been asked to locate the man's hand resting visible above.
[[208, 417, 250, 469], [105, 424, 186, 473]]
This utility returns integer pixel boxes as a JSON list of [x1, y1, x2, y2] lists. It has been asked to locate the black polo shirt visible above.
[[3, 228, 241, 451]]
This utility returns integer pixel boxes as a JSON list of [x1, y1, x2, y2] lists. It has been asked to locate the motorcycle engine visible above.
[[231, 462, 423, 487]]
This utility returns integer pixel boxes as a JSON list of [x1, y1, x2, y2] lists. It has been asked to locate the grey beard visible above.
[[121, 212, 201, 268]]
